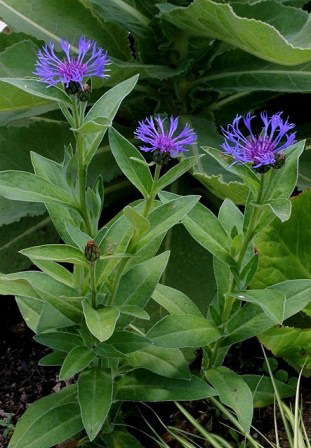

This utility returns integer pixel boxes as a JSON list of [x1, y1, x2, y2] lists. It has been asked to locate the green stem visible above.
[[208, 175, 265, 368], [90, 262, 97, 308], [72, 97, 93, 236], [109, 165, 161, 305], [143, 164, 161, 217]]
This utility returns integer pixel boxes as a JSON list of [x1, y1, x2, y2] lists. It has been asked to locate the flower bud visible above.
[[64, 80, 81, 95], [77, 83, 91, 102], [84, 240, 100, 262], [273, 154, 286, 170], [253, 163, 271, 174], [152, 149, 171, 166]]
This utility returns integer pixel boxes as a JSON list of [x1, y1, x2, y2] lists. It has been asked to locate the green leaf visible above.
[[0, 171, 76, 207], [152, 283, 203, 317], [114, 251, 170, 327], [0, 276, 39, 299], [109, 127, 153, 198], [86, 76, 138, 124], [102, 431, 143, 448], [118, 304, 150, 320], [205, 367, 253, 432], [158, 223, 216, 316], [230, 289, 286, 324], [78, 367, 113, 440], [34, 331, 83, 352], [38, 351, 67, 367], [65, 224, 91, 251], [59, 346, 96, 380], [0, 0, 130, 59], [37, 302, 75, 333], [96, 207, 133, 284], [126, 346, 190, 380], [116, 369, 216, 401], [203, 147, 260, 196], [259, 326, 311, 376], [155, 155, 204, 193], [104, 331, 151, 354], [254, 142, 304, 231], [35, 289, 82, 324], [242, 375, 295, 408], [135, 196, 200, 251], [0, 77, 71, 105], [82, 300, 120, 342], [0, 38, 58, 124], [85, 0, 150, 36], [8, 385, 82, 448], [205, 49, 311, 93], [16, 296, 43, 333], [253, 189, 311, 290], [159, 193, 235, 266], [147, 315, 221, 348], [123, 205, 150, 239], [224, 279, 311, 346], [158, 0, 311, 65], [255, 198, 292, 223], [32, 260, 74, 288], [8, 270, 78, 298], [84, 75, 139, 165], [20, 244, 88, 267], [218, 198, 244, 235], [181, 114, 249, 205]]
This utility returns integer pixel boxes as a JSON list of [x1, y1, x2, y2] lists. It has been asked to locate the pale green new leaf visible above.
[[82, 300, 120, 342]]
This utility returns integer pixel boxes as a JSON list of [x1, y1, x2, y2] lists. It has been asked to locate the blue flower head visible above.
[[135, 115, 197, 158], [221, 112, 296, 169], [34, 36, 111, 88]]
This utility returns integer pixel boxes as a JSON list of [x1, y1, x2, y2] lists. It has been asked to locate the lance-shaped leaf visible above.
[[230, 289, 286, 324], [147, 314, 221, 348], [20, 244, 89, 267], [104, 331, 151, 354], [159, 192, 235, 267], [59, 346, 96, 380], [34, 331, 83, 352], [78, 367, 113, 441], [224, 279, 311, 346], [109, 127, 153, 198], [155, 155, 204, 193], [8, 385, 82, 448], [135, 195, 200, 251], [152, 283, 203, 317], [116, 369, 216, 401], [113, 251, 170, 328], [0, 77, 71, 105], [0, 171, 76, 207], [126, 346, 190, 380], [205, 367, 253, 432], [82, 300, 120, 342]]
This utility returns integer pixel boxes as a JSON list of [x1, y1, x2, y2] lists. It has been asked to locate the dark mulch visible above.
[[0, 296, 58, 447]]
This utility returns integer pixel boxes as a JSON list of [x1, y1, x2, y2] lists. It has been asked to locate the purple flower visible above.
[[134, 116, 197, 157], [34, 36, 111, 87], [221, 112, 296, 169]]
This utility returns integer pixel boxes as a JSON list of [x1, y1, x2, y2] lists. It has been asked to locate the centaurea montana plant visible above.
[[0, 34, 310, 448]]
